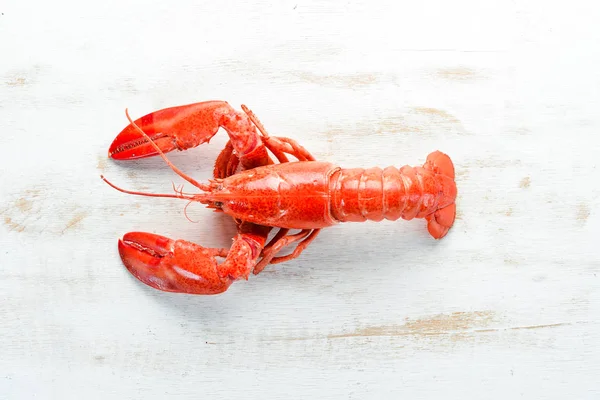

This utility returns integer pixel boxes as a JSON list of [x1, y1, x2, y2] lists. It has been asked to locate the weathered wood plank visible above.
[[1, 0, 599, 398]]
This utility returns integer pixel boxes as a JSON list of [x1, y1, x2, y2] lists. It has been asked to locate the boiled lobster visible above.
[[102, 101, 457, 295]]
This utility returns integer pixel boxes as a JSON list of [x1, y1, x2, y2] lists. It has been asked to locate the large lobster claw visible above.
[[108, 101, 263, 161], [118, 228, 270, 295], [118, 232, 232, 294]]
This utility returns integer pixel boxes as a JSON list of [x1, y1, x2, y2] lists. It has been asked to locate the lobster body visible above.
[[103, 101, 457, 295], [207, 158, 456, 235]]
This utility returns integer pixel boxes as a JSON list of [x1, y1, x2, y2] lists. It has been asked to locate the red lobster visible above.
[[102, 101, 457, 295]]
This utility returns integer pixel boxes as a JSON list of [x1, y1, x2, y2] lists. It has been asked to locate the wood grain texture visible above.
[[1, 0, 599, 398]]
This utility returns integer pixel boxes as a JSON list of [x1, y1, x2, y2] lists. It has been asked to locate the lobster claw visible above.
[[118, 232, 234, 295], [108, 101, 231, 160], [117, 228, 270, 295]]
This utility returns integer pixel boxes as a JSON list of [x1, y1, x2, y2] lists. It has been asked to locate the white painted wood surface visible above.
[[1, 0, 599, 398]]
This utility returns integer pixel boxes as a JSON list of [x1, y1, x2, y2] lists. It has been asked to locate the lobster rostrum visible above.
[[102, 101, 457, 295]]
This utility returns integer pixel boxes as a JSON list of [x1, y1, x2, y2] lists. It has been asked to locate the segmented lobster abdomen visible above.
[[328, 164, 455, 223]]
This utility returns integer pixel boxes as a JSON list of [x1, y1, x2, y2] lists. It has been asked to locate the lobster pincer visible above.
[[108, 100, 271, 171], [103, 101, 457, 295], [117, 224, 270, 295]]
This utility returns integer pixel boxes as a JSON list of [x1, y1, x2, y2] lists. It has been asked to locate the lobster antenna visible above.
[[101, 175, 196, 201], [124, 108, 210, 191]]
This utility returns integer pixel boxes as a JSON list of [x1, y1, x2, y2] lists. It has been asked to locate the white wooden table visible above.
[[1, 0, 599, 398]]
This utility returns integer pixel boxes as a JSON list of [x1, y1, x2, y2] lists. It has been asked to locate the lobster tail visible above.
[[424, 150, 455, 179], [422, 151, 456, 239], [329, 151, 457, 239]]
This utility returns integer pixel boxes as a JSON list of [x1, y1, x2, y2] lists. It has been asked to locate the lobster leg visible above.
[[240, 104, 311, 163], [270, 229, 321, 265], [213, 141, 240, 179], [253, 228, 321, 274], [267, 136, 316, 161]]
